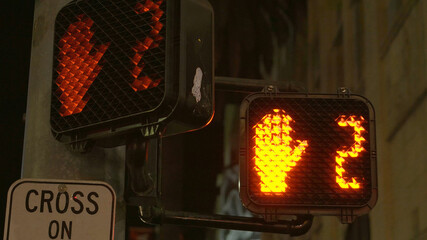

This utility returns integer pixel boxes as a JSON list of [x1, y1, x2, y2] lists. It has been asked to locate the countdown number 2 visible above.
[[335, 115, 366, 189]]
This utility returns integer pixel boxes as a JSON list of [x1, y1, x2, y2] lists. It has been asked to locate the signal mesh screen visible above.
[[51, 0, 167, 133], [247, 97, 372, 206]]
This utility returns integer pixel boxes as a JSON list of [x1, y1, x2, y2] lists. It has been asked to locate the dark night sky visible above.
[[0, 0, 34, 236]]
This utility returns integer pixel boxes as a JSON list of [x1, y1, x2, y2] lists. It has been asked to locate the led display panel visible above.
[[239, 93, 377, 217], [50, 0, 214, 144]]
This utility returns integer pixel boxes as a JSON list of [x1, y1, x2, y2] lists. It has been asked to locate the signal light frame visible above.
[[239, 92, 377, 220], [50, 0, 214, 147]]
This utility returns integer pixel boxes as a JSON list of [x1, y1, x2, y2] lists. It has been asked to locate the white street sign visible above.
[[3, 179, 116, 240]]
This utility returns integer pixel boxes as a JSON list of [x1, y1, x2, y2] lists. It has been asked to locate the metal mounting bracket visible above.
[[124, 134, 314, 235], [139, 206, 314, 236]]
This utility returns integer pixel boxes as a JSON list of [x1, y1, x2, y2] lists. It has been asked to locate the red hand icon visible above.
[[56, 15, 110, 117]]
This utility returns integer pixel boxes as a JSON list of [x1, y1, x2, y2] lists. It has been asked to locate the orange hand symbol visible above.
[[253, 109, 308, 195]]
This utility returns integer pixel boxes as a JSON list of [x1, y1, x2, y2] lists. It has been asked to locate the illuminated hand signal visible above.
[[253, 109, 308, 195], [56, 15, 110, 117], [335, 115, 366, 189]]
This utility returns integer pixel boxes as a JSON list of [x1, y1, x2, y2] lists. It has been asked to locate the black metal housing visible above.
[[239, 92, 377, 222], [50, 0, 213, 146]]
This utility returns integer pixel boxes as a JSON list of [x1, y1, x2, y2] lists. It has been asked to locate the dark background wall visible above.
[[0, 1, 34, 237]]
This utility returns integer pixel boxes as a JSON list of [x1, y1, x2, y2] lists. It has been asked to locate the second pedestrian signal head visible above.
[[239, 92, 378, 222]]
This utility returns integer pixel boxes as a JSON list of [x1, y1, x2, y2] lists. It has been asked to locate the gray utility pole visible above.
[[22, 1, 125, 239]]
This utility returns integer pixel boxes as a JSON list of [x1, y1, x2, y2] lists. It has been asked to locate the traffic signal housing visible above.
[[239, 92, 377, 222], [50, 0, 213, 146]]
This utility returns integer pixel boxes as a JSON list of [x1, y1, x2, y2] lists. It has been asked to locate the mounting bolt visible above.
[[339, 87, 349, 94], [58, 184, 67, 193]]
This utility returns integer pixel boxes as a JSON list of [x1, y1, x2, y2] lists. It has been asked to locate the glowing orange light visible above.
[[335, 115, 366, 189], [253, 109, 308, 195], [131, 0, 164, 91], [56, 15, 110, 117]]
